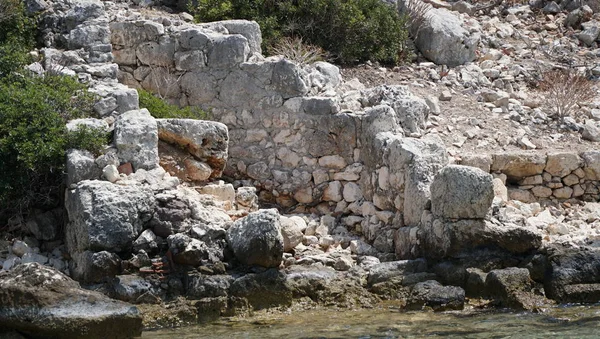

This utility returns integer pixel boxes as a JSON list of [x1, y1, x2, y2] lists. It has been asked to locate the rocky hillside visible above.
[[1, 0, 600, 336]]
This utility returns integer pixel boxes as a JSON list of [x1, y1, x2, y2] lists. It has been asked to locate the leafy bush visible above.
[[0, 0, 36, 77], [138, 88, 210, 119], [191, 0, 409, 65], [0, 74, 102, 216]]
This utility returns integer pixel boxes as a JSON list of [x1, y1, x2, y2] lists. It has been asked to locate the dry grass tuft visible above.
[[270, 37, 328, 66]]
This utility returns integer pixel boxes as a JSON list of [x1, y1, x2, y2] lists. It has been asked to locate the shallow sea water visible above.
[[143, 304, 600, 339]]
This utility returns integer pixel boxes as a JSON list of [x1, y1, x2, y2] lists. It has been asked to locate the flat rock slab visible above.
[[0, 263, 143, 339]]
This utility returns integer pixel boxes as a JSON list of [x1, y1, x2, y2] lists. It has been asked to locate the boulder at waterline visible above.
[[406, 280, 465, 311], [0, 263, 142, 339], [226, 209, 284, 268], [545, 245, 600, 303]]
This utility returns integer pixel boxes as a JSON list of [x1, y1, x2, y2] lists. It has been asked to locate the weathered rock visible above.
[[230, 269, 292, 309], [227, 209, 284, 268], [280, 216, 304, 252], [374, 134, 447, 226], [271, 59, 309, 99], [578, 21, 600, 46], [491, 152, 547, 179], [114, 109, 159, 171], [207, 34, 249, 69], [582, 151, 600, 180], [485, 267, 532, 309], [235, 186, 259, 210], [0, 263, 142, 338], [65, 180, 155, 253], [167, 233, 211, 267], [132, 229, 159, 254], [187, 274, 234, 299], [545, 153, 582, 178], [367, 259, 428, 286], [582, 120, 600, 142], [157, 119, 229, 178], [431, 165, 494, 219], [419, 217, 542, 260], [414, 8, 480, 66], [545, 245, 600, 303], [69, 250, 121, 284], [406, 280, 465, 311], [219, 20, 262, 55], [66, 149, 101, 186], [111, 274, 159, 303]]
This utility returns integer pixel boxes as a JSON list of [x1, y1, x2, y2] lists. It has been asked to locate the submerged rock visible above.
[[0, 263, 142, 338], [406, 280, 465, 311]]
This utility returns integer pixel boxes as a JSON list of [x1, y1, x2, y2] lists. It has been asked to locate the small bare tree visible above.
[[538, 69, 597, 120]]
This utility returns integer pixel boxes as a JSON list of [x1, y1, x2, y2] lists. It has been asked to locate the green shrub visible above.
[[138, 88, 210, 119], [0, 0, 36, 77], [191, 0, 409, 65], [0, 74, 102, 216]]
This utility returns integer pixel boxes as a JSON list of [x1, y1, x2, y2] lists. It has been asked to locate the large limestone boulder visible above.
[[157, 119, 229, 179], [417, 216, 542, 260], [430, 165, 494, 219], [114, 108, 159, 171], [0, 263, 142, 338], [65, 180, 155, 254], [545, 153, 582, 177], [227, 209, 284, 268], [414, 8, 480, 66], [386, 135, 448, 226]]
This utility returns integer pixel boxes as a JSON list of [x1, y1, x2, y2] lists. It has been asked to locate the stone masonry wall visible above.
[[460, 151, 600, 203], [109, 17, 451, 255]]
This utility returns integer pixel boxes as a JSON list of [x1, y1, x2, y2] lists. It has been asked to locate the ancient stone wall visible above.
[[460, 151, 600, 203], [109, 18, 459, 255]]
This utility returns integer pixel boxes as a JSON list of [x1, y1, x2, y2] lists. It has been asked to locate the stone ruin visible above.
[[4, 1, 600, 328]]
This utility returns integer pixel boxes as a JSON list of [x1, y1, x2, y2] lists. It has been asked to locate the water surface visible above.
[[143, 304, 600, 338]]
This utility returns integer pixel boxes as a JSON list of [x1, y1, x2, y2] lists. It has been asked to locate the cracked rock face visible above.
[[65, 180, 155, 254]]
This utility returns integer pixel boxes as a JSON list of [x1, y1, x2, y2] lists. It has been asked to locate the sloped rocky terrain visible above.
[[1, 0, 600, 336]]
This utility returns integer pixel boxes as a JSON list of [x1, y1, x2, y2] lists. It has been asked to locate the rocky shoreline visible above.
[[2, 0, 600, 337]]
